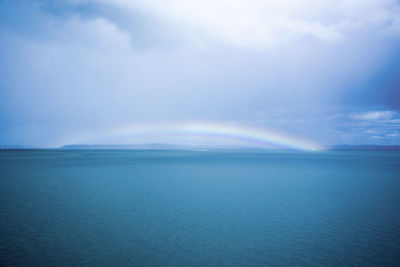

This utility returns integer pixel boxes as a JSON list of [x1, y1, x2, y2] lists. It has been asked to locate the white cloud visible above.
[[72, 0, 400, 49], [350, 111, 396, 121], [365, 129, 378, 134], [59, 16, 132, 52], [370, 135, 384, 139]]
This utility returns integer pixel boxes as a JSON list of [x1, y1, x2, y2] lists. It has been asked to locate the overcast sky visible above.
[[0, 0, 400, 147]]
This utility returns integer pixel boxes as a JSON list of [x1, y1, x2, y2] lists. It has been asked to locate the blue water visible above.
[[0, 150, 400, 266]]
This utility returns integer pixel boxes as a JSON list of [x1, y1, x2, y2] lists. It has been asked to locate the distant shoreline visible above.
[[1, 144, 400, 151]]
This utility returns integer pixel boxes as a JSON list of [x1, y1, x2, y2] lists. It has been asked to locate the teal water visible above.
[[0, 150, 400, 266]]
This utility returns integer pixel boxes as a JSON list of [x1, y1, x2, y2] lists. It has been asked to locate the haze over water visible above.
[[1, 149, 399, 266]]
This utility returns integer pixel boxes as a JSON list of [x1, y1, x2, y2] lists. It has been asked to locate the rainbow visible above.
[[107, 122, 321, 150]]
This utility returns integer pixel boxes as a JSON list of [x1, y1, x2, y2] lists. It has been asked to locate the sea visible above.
[[0, 149, 399, 266]]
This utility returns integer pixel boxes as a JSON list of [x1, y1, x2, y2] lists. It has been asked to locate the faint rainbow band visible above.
[[109, 122, 321, 150]]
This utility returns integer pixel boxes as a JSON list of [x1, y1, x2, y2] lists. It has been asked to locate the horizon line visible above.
[[1, 143, 400, 151]]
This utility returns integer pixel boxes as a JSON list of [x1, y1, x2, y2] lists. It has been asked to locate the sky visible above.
[[0, 0, 400, 148]]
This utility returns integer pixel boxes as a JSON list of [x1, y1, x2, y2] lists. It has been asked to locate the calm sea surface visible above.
[[1, 150, 400, 266]]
